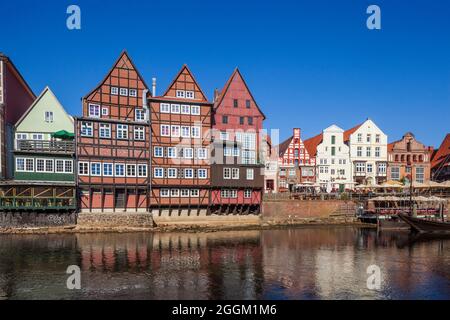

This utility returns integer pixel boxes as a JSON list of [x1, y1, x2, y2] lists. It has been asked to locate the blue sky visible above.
[[1, 0, 449, 147]]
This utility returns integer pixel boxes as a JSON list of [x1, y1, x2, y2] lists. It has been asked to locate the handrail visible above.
[[15, 140, 75, 153]]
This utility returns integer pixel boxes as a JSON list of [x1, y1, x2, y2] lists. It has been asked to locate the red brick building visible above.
[[149, 65, 212, 216], [431, 134, 450, 182], [76, 51, 151, 212], [0, 53, 36, 179], [278, 128, 316, 192], [210, 69, 265, 214]]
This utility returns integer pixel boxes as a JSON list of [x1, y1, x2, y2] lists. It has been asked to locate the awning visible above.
[[52, 130, 75, 140]]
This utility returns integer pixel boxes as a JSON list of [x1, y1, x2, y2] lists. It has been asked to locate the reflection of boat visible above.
[[398, 214, 450, 234]]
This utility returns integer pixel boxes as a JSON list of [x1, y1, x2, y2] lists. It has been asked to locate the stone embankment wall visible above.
[[0, 212, 77, 228], [77, 212, 154, 229]]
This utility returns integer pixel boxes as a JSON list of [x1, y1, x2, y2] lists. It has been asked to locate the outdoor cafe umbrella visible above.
[[51, 130, 75, 140]]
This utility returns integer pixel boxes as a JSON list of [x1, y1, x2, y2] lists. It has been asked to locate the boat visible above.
[[398, 214, 450, 234]]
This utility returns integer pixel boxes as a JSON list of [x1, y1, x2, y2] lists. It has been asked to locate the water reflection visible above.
[[0, 227, 448, 300]]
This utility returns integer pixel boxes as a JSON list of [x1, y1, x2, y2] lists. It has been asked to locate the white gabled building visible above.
[[347, 119, 388, 185]]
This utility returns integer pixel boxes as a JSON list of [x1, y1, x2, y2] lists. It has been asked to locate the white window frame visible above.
[[154, 167, 164, 178], [197, 148, 207, 160], [224, 168, 231, 179], [90, 162, 101, 176], [181, 105, 190, 114], [115, 164, 125, 177], [45, 111, 54, 123], [184, 148, 194, 159], [181, 189, 190, 197], [198, 169, 207, 179], [246, 169, 254, 180], [184, 168, 194, 178], [138, 164, 147, 177], [56, 159, 65, 173], [185, 91, 194, 99], [120, 88, 128, 96], [181, 126, 191, 138], [102, 107, 109, 116], [129, 89, 137, 97], [168, 168, 177, 179], [81, 122, 93, 137], [160, 189, 170, 198], [171, 104, 180, 114], [161, 125, 170, 137], [191, 189, 199, 197], [126, 164, 136, 177], [232, 168, 240, 180], [111, 87, 119, 95], [171, 189, 180, 197], [103, 163, 114, 177], [191, 105, 200, 115], [135, 109, 146, 122], [88, 104, 101, 118], [117, 124, 129, 140], [191, 126, 201, 138], [134, 126, 145, 141], [78, 162, 89, 176], [154, 147, 163, 158], [15, 158, 26, 172], [171, 125, 180, 138], [160, 103, 170, 113], [167, 147, 177, 158], [64, 160, 73, 174], [176, 90, 185, 98], [99, 123, 111, 139], [244, 189, 252, 199]]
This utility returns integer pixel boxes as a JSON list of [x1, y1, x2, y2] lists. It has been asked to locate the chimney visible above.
[[213, 88, 219, 103], [152, 77, 157, 96]]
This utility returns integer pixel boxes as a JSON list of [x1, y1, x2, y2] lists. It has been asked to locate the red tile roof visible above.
[[343, 124, 362, 142], [431, 133, 450, 169], [303, 133, 323, 157], [278, 136, 293, 157]]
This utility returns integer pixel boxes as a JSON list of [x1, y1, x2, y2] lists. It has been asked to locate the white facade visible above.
[[316, 125, 353, 190], [348, 119, 388, 185]]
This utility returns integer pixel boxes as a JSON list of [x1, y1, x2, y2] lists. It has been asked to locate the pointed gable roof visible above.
[[214, 68, 266, 119], [83, 50, 149, 100], [344, 123, 363, 142], [431, 134, 450, 169], [15, 86, 73, 130], [278, 136, 293, 157], [303, 133, 323, 157], [161, 64, 208, 102]]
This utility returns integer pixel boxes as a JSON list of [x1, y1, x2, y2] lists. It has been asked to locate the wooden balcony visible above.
[[15, 140, 75, 154]]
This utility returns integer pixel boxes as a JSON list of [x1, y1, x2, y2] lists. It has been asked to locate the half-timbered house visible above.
[[210, 69, 265, 214], [149, 65, 212, 216], [76, 51, 151, 212]]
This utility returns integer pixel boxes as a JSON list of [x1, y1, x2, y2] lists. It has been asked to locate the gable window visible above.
[[135, 109, 146, 121], [331, 147, 336, 156], [176, 90, 185, 98], [78, 162, 89, 175], [89, 104, 100, 118], [367, 134, 371, 143], [171, 104, 180, 114], [233, 99, 238, 108], [117, 124, 128, 139], [181, 105, 190, 114], [186, 91, 194, 99], [111, 87, 119, 95], [81, 122, 93, 137], [134, 126, 145, 140], [376, 134, 381, 143], [120, 88, 128, 96], [331, 135, 336, 145], [129, 89, 137, 97], [102, 107, 109, 116], [45, 111, 54, 123], [160, 103, 170, 113], [248, 117, 253, 125], [222, 116, 228, 124], [161, 125, 170, 137], [246, 100, 251, 108], [99, 124, 111, 138], [154, 147, 163, 157], [191, 105, 200, 115], [357, 133, 362, 143]]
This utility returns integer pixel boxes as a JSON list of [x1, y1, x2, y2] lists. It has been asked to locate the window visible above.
[[154, 168, 164, 178], [115, 164, 125, 177], [242, 150, 256, 164], [223, 168, 231, 179], [246, 100, 251, 108], [197, 148, 207, 159], [171, 189, 180, 197], [176, 90, 185, 98], [56, 160, 65, 173], [43, 159, 53, 172], [230, 190, 238, 198], [167, 147, 177, 158], [45, 111, 54, 123], [416, 167, 424, 183], [102, 107, 109, 116], [154, 147, 163, 157], [232, 147, 240, 157], [289, 169, 296, 177], [161, 103, 170, 113], [33, 134, 44, 140], [391, 167, 400, 180], [181, 126, 190, 138], [375, 147, 380, 158], [181, 105, 190, 114], [64, 160, 73, 173], [171, 104, 180, 114], [355, 162, 365, 173], [117, 124, 128, 139], [181, 189, 190, 197], [244, 189, 252, 198], [376, 134, 380, 143], [240, 117, 244, 125], [170, 126, 180, 138], [111, 87, 119, 95], [99, 124, 111, 138], [88, 104, 100, 118], [16, 158, 25, 171], [232, 168, 239, 179], [220, 131, 229, 141], [191, 105, 200, 115], [81, 122, 93, 137], [191, 189, 199, 197], [186, 91, 194, 99], [103, 163, 113, 176], [366, 147, 371, 157], [16, 133, 28, 140], [222, 116, 228, 124], [367, 163, 373, 173], [248, 117, 253, 125], [378, 163, 387, 174], [134, 126, 145, 140], [357, 133, 362, 142], [161, 189, 170, 197], [120, 88, 128, 96], [233, 99, 238, 108], [78, 162, 89, 175], [161, 125, 170, 137], [191, 127, 201, 138], [135, 109, 146, 121], [168, 168, 177, 178], [129, 89, 137, 97], [126, 164, 136, 177], [181, 148, 192, 159], [331, 147, 336, 156], [246, 169, 254, 180], [90, 163, 101, 176], [198, 169, 207, 179], [221, 189, 230, 198], [138, 164, 147, 177], [357, 146, 362, 157], [367, 134, 371, 143], [184, 168, 193, 178]]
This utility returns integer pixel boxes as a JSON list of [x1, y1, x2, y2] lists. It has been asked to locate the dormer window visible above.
[[45, 111, 54, 123]]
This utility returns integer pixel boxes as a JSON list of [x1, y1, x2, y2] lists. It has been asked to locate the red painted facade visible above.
[[210, 69, 265, 213], [76, 51, 150, 212]]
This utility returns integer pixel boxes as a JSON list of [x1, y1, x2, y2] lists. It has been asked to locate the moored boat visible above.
[[398, 214, 450, 234]]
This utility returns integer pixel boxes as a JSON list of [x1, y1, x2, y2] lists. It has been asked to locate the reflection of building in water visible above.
[[75, 231, 263, 300]]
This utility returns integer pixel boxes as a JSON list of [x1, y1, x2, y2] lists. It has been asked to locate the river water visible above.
[[0, 226, 449, 300]]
